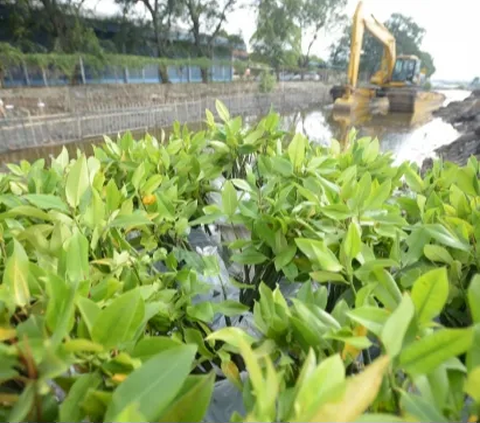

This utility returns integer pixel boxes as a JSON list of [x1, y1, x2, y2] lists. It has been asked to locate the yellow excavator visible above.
[[331, 1, 444, 114]]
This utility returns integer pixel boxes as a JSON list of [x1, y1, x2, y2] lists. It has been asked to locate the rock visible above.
[[436, 131, 480, 165], [420, 157, 434, 176]]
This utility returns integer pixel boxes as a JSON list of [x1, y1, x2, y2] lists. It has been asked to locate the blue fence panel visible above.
[[128, 67, 144, 84], [27, 67, 44, 87], [1, 62, 233, 87], [144, 64, 160, 83], [190, 66, 202, 83], [167, 66, 190, 83], [3, 66, 25, 88]]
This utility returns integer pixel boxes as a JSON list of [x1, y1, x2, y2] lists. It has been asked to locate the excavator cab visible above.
[[390, 55, 422, 85]]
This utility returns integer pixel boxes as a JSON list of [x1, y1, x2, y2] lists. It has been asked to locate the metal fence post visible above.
[[41, 67, 48, 87], [23, 62, 31, 87], [79, 56, 86, 85], [187, 56, 192, 83], [123, 67, 129, 84]]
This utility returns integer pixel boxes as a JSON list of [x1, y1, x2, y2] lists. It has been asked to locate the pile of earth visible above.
[[433, 90, 480, 165]]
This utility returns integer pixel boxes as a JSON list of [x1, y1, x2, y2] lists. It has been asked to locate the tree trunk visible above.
[[159, 65, 170, 84], [200, 67, 209, 84]]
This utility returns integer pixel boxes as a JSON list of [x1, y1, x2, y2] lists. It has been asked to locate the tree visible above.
[[329, 13, 436, 78], [114, 0, 183, 83], [297, 0, 346, 74], [251, 0, 302, 80], [180, 0, 239, 83]]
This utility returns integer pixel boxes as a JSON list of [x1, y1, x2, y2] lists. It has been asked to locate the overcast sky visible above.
[[91, 0, 479, 81]]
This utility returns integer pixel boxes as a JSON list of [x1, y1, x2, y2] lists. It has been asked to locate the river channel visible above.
[[0, 89, 470, 166]]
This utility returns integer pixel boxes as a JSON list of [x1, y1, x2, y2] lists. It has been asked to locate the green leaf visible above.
[[294, 353, 345, 421], [141, 174, 163, 195], [104, 345, 197, 422], [186, 302, 214, 322], [399, 328, 473, 376], [190, 212, 224, 226], [288, 133, 306, 172], [411, 268, 449, 326], [424, 224, 470, 252], [295, 238, 343, 272], [24, 194, 69, 212], [346, 307, 390, 337], [131, 162, 146, 191], [215, 99, 230, 122], [214, 300, 249, 317], [4, 239, 30, 307], [271, 156, 293, 176], [355, 414, 405, 422], [8, 382, 34, 423], [309, 356, 390, 422], [206, 327, 256, 349], [110, 212, 153, 228], [0, 206, 51, 222], [344, 221, 361, 259], [63, 339, 104, 353], [310, 271, 347, 284], [274, 244, 297, 271], [64, 229, 89, 283], [231, 247, 268, 265], [467, 324, 480, 372], [381, 294, 415, 357], [364, 180, 391, 210], [404, 166, 424, 192], [423, 245, 453, 265], [76, 296, 101, 335], [372, 268, 403, 310], [321, 204, 353, 220], [400, 391, 448, 422], [468, 275, 480, 324], [231, 179, 254, 193], [106, 179, 121, 214], [464, 366, 480, 403], [158, 373, 215, 422], [222, 181, 238, 217], [132, 337, 182, 362], [91, 289, 145, 349], [205, 109, 215, 126], [65, 154, 89, 208], [59, 373, 102, 422]]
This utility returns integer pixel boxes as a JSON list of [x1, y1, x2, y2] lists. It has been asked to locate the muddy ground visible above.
[[433, 90, 480, 165]]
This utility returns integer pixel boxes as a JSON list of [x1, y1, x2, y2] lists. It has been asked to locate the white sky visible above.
[[91, 0, 479, 82]]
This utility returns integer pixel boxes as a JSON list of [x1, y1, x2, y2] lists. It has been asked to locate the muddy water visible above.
[[281, 89, 471, 165], [0, 89, 470, 166]]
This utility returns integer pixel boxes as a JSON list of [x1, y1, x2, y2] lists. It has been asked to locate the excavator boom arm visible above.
[[347, 1, 396, 91]]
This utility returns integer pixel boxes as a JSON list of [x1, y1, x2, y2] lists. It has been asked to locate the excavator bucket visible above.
[[333, 87, 388, 114]]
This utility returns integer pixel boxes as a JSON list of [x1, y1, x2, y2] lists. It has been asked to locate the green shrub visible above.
[[258, 70, 276, 93], [424, 80, 432, 90], [0, 101, 480, 422]]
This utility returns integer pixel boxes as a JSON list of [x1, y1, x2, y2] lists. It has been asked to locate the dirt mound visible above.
[[434, 91, 480, 164]]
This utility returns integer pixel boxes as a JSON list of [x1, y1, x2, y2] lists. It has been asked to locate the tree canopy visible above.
[[251, 0, 346, 77]]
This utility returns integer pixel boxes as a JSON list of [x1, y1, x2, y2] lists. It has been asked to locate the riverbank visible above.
[[0, 80, 337, 116], [434, 90, 480, 164], [0, 82, 331, 153]]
